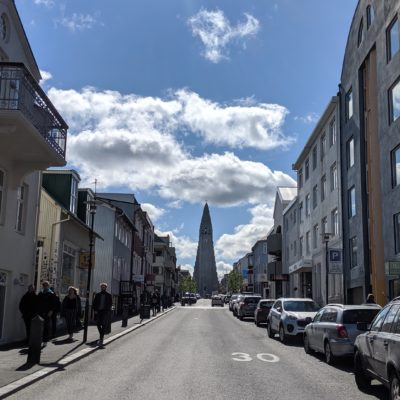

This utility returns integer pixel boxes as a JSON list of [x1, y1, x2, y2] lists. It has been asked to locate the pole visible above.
[[83, 205, 95, 342], [325, 239, 329, 305]]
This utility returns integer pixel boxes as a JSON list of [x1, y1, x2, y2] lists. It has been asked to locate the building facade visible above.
[[252, 238, 268, 297], [340, 0, 400, 304], [0, 0, 68, 343]]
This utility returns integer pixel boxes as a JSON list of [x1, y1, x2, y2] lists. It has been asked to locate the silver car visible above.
[[303, 304, 381, 364], [236, 295, 262, 320], [267, 298, 320, 343]]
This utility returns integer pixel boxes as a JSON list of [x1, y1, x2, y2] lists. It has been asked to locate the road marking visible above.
[[231, 352, 280, 363]]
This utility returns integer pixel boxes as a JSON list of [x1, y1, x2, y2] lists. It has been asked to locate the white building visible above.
[[0, 0, 68, 343]]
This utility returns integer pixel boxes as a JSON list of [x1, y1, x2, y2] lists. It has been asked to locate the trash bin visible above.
[[140, 305, 151, 319]]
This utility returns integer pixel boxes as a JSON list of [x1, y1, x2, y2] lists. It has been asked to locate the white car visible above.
[[211, 295, 224, 307], [267, 298, 320, 343]]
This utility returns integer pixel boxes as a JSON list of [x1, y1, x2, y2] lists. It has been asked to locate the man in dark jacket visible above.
[[92, 283, 112, 346], [37, 281, 58, 344], [19, 285, 38, 343]]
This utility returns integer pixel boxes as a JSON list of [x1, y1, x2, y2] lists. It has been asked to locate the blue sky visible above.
[[17, 0, 357, 277]]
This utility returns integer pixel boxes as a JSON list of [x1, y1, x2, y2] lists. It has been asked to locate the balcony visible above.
[[0, 63, 68, 186], [267, 233, 282, 256]]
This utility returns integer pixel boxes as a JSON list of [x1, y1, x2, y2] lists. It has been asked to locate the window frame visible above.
[[305, 158, 310, 181], [349, 236, 358, 269], [392, 145, 400, 187], [366, 5, 374, 29], [313, 224, 319, 249], [331, 208, 339, 236], [387, 16, 399, 63], [347, 137, 355, 169], [15, 183, 28, 233], [394, 212, 400, 254], [330, 163, 338, 191], [312, 184, 318, 210], [346, 88, 354, 121], [312, 146, 317, 170], [348, 186, 356, 218], [321, 175, 326, 202], [358, 18, 364, 47], [329, 117, 336, 147], [389, 76, 400, 124]]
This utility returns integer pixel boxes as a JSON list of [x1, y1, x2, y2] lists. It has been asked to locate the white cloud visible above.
[[188, 9, 260, 63], [34, 0, 54, 7], [167, 200, 183, 209], [216, 261, 232, 279], [155, 229, 198, 260], [140, 203, 165, 222], [55, 13, 99, 32], [215, 204, 274, 260], [294, 112, 320, 124], [40, 70, 53, 83], [179, 263, 194, 276]]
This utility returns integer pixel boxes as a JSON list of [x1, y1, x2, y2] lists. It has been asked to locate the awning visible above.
[[288, 259, 312, 274]]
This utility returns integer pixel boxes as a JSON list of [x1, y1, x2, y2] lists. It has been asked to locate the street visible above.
[[8, 299, 387, 400]]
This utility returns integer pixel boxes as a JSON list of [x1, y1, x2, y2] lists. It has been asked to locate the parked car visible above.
[[354, 297, 400, 399], [236, 295, 262, 320], [224, 295, 231, 304], [232, 295, 244, 316], [211, 295, 224, 307], [229, 294, 240, 312], [303, 304, 381, 364], [267, 298, 320, 343], [254, 299, 275, 326], [181, 292, 197, 306], [195, 293, 201, 299]]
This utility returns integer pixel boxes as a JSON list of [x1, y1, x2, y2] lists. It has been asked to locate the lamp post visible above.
[[322, 233, 333, 305], [83, 199, 97, 343]]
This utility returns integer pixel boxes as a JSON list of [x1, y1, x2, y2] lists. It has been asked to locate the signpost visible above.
[[328, 249, 343, 274]]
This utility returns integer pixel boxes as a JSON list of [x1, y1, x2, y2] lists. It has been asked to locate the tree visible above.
[[227, 269, 243, 293], [179, 276, 197, 293]]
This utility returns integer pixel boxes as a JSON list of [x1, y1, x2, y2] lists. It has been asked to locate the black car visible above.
[[181, 292, 197, 306], [354, 297, 400, 399]]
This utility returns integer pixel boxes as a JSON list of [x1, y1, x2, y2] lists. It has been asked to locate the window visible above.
[[299, 202, 303, 222], [348, 186, 356, 218], [330, 163, 338, 191], [70, 177, 78, 214], [331, 209, 339, 236], [320, 309, 338, 323], [293, 240, 297, 256], [389, 77, 400, 123], [370, 305, 391, 332], [298, 168, 303, 189], [299, 236, 303, 257], [382, 305, 400, 333], [312, 146, 317, 170], [346, 88, 353, 120], [0, 169, 4, 222], [321, 175, 326, 201], [321, 134, 326, 161], [358, 19, 364, 47], [293, 209, 296, 225], [366, 5, 374, 29], [387, 17, 399, 62], [15, 184, 27, 233], [347, 137, 355, 168], [395, 212, 400, 254], [305, 194, 310, 216], [313, 224, 319, 249], [305, 158, 309, 181], [312, 185, 318, 209], [329, 118, 336, 147], [350, 236, 358, 268], [392, 145, 400, 187], [306, 231, 310, 255], [321, 217, 328, 235]]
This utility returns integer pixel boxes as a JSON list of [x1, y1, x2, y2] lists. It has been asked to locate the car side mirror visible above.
[[357, 322, 369, 331], [277, 307, 282, 313]]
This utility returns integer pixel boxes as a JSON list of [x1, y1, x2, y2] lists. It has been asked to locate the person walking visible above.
[[156, 290, 161, 313], [19, 285, 38, 344], [51, 289, 61, 339], [161, 292, 167, 312], [366, 293, 376, 304], [61, 287, 82, 341], [37, 281, 58, 345], [93, 283, 112, 346], [151, 292, 158, 316]]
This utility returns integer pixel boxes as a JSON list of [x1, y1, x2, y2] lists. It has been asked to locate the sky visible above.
[[16, 0, 358, 278]]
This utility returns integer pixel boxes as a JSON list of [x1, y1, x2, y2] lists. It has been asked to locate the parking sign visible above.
[[329, 249, 343, 274]]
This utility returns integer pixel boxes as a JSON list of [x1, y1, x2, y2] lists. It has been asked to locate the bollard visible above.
[[121, 304, 129, 327], [27, 315, 44, 364]]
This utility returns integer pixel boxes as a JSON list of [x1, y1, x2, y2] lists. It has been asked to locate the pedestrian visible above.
[[37, 281, 58, 345], [156, 290, 161, 313], [92, 283, 112, 346], [75, 289, 83, 330], [61, 286, 82, 341], [19, 284, 38, 344], [151, 292, 158, 316], [51, 289, 61, 339], [161, 292, 167, 312], [366, 293, 376, 304]]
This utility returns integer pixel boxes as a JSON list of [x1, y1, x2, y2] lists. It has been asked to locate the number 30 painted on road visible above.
[[231, 352, 279, 363]]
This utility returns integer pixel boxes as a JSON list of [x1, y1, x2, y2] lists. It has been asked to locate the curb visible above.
[[0, 306, 176, 399]]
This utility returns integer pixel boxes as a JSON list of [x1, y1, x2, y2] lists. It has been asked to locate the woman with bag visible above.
[[61, 286, 81, 341]]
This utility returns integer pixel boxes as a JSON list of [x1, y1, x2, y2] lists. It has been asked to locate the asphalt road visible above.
[[8, 299, 388, 400]]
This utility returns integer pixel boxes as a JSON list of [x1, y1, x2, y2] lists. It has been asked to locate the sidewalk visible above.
[[0, 306, 176, 398]]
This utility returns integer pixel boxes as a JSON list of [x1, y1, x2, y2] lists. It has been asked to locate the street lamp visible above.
[[83, 199, 97, 342], [322, 233, 333, 305]]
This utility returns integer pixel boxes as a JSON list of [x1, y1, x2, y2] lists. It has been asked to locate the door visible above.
[[308, 309, 324, 349], [317, 308, 338, 352], [0, 270, 8, 340], [270, 300, 282, 331]]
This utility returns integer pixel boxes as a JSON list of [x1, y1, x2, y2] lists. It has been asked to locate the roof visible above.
[[277, 187, 297, 203]]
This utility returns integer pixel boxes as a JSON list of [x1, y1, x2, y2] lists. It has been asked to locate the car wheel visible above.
[[324, 341, 335, 365], [279, 324, 287, 344], [267, 322, 274, 338], [390, 373, 400, 400], [354, 351, 371, 391], [304, 334, 312, 354]]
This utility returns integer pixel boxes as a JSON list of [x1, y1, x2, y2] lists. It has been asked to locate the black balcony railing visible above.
[[0, 62, 68, 158]]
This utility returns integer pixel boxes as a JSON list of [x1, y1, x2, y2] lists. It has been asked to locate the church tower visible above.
[[193, 203, 219, 296]]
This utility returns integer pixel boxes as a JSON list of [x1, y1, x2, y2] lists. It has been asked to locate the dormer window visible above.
[[0, 14, 8, 41], [70, 177, 78, 214], [358, 19, 364, 47]]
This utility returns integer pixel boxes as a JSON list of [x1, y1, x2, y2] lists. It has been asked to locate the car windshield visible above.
[[343, 308, 380, 324], [245, 297, 261, 304], [260, 301, 274, 308], [231, 295, 238, 301], [283, 301, 320, 312]]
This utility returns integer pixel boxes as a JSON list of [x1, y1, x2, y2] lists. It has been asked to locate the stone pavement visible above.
[[0, 306, 175, 398]]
